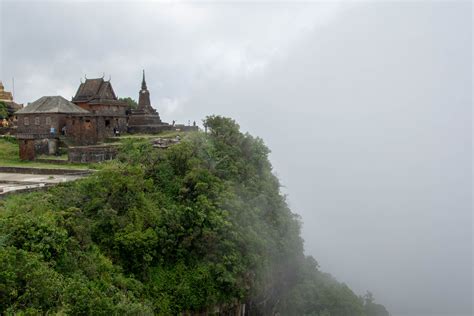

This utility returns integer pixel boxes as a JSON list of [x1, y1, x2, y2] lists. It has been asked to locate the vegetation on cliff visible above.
[[0, 116, 388, 315]]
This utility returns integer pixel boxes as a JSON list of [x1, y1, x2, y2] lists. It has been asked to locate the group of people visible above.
[[49, 126, 68, 137]]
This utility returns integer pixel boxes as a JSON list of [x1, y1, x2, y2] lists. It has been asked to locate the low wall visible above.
[[18, 138, 57, 161], [127, 124, 173, 134], [68, 145, 118, 163], [173, 125, 199, 132]]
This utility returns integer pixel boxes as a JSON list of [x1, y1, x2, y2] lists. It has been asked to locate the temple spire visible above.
[[138, 69, 154, 114], [141, 69, 147, 90]]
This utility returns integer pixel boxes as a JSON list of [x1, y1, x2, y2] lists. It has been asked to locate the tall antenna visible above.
[[12, 77, 14, 100]]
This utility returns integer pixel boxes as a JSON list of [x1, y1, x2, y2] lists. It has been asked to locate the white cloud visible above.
[[158, 96, 186, 117], [1, 1, 347, 104]]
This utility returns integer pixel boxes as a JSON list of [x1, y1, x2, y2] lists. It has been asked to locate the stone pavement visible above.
[[0, 172, 84, 195]]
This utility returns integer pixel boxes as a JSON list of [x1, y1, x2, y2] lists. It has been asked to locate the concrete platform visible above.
[[0, 172, 84, 196]]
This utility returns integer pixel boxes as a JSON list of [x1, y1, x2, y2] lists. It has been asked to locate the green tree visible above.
[[364, 291, 391, 316], [0, 247, 63, 314], [0, 101, 8, 119], [119, 97, 138, 109]]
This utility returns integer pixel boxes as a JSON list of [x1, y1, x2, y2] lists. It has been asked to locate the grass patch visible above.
[[0, 137, 19, 162], [0, 138, 91, 170], [0, 130, 197, 170], [36, 154, 69, 161]]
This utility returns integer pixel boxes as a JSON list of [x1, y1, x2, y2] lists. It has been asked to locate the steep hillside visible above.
[[0, 116, 388, 315]]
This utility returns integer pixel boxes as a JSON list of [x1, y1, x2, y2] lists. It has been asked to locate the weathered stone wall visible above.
[[34, 138, 50, 155], [66, 115, 100, 145], [68, 145, 118, 163], [18, 138, 58, 160], [66, 114, 127, 145], [96, 116, 128, 137], [19, 139, 36, 160], [128, 113, 162, 126], [17, 113, 65, 135], [74, 101, 127, 116]]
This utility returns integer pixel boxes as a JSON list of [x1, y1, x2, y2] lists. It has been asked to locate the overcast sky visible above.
[[1, 1, 472, 315]]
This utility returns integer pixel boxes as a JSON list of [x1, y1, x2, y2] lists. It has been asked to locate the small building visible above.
[[15, 96, 89, 160]]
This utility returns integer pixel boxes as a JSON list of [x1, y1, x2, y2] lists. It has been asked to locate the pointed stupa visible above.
[[137, 69, 155, 114]]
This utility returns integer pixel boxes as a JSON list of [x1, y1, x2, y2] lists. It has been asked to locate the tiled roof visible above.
[[73, 78, 117, 102], [16, 96, 90, 114]]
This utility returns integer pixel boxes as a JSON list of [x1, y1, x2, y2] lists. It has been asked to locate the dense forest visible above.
[[0, 116, 389, 315]]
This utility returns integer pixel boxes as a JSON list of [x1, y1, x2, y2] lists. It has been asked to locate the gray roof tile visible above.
[[16, 96, 90, 114]]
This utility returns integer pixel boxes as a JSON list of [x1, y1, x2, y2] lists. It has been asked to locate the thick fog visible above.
[[1, 1, 472, 315]]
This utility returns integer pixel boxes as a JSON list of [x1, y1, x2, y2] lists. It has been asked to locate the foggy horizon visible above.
[[1, 1, 472, 315]]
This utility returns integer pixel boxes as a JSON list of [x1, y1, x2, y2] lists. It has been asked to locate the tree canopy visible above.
[[118, 97, 138, 109]]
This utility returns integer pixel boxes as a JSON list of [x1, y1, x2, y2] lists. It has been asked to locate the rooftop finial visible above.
[[141, 69, 147, 90]]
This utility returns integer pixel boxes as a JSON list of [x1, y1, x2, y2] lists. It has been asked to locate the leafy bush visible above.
[[0, 101, 8, 119]]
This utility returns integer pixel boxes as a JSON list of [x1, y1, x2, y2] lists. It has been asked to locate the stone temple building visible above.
[[127, 70, 170, 133], [72, 77, 128, 135], [14, 72, 197, 161], [16, 77, 129, 160]]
